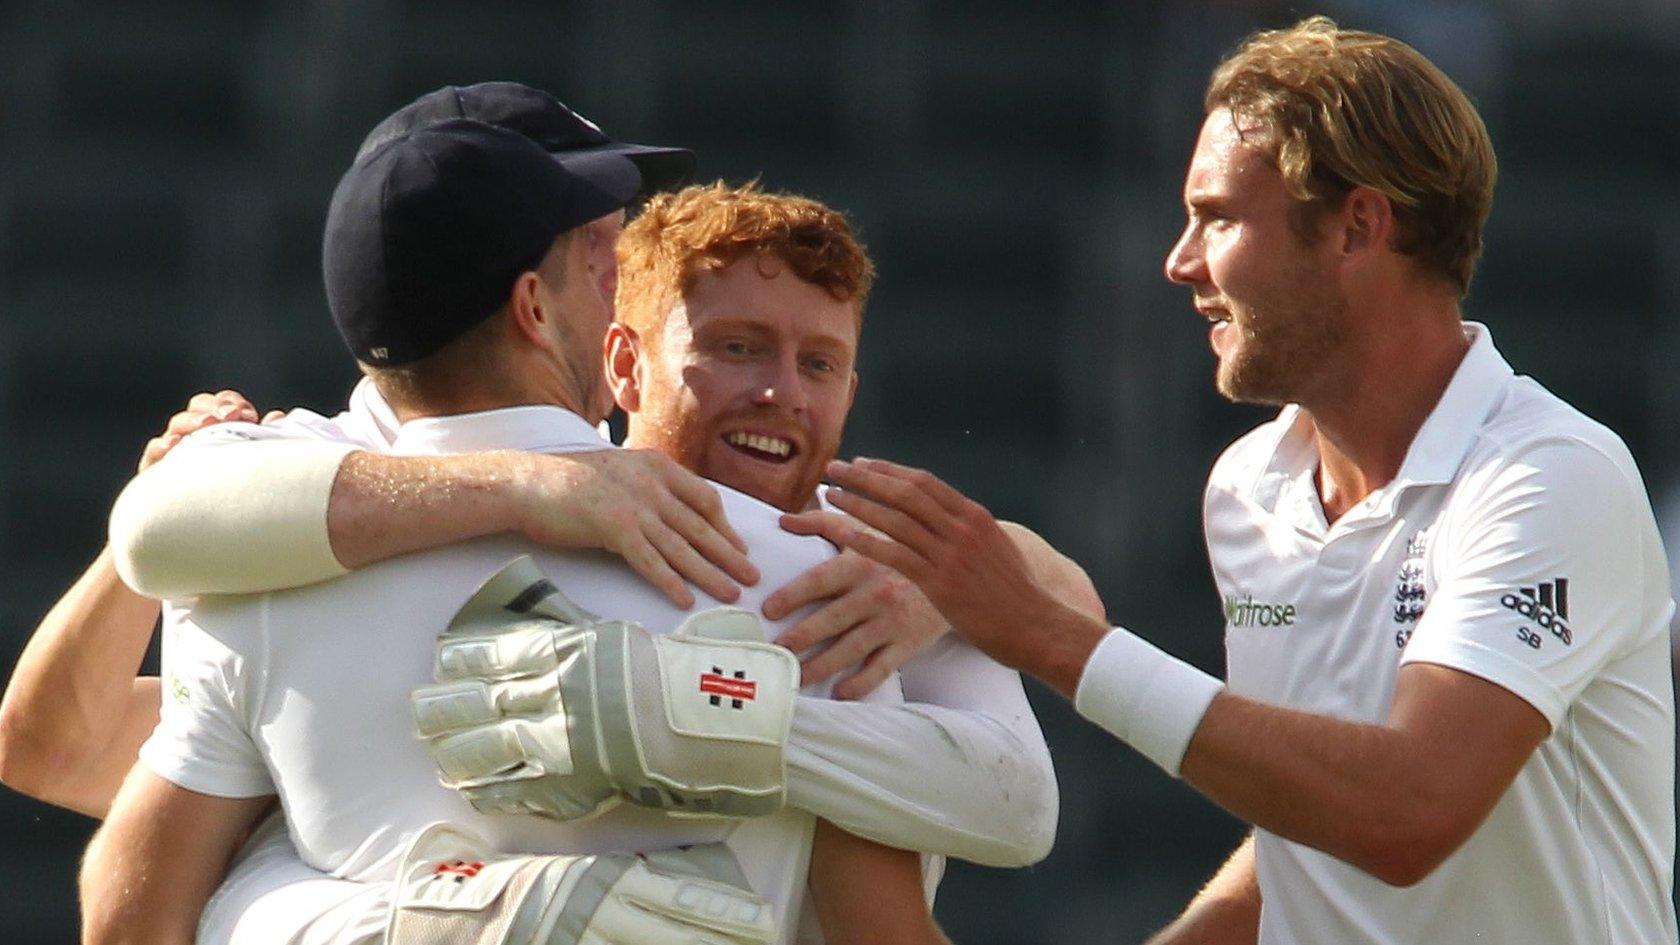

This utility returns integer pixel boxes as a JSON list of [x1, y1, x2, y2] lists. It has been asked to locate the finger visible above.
[[775, 586, 873, 654], [780, 511, 929, 586], [618, 533, 697, 610], [215, 389, 256, 411], [166, 407, 221, 436], [186, 392, 220, 413], [645, 520, 741, 604], [832, 643, 903, 701], [658, 495, 759, 586], [798, 617, 884, 689], [662, 463, 749, 555], [138, 435, 177, 472], [824, 464, 954, 547], [843, 457, 978, 518], [822, 487, 942, 560], [763, 553, 867, 621], [779, 509, 877, 555], [261, 410, 286, 424]]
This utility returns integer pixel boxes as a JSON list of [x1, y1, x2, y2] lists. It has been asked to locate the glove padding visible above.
[[388, 821, 776, 945], [411, 556, 798, 820]]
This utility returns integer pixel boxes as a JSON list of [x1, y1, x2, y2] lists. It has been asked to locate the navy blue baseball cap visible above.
[[324, 118, 640, 366], [357, 82, 694, 196]]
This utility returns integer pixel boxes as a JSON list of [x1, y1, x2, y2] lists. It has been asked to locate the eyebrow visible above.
[[695, 317, 855, 353]]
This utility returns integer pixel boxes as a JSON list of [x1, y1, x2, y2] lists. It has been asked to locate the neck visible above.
[[381, 353, 594, 425], [1301, 303, 1469, 521]]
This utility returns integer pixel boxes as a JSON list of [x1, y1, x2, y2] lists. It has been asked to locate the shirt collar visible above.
[[1255, 321, 1511, 507], [1388, 321, 1511, 487], [346, 378, 402, 449], [390, 405, 609, 455]]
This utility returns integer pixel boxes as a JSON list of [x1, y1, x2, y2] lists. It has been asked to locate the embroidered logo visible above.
[[1503, 578, 1573, 648], [700, 668, 757, 709], [169, 672, 191, 705], [1393, 532, 1429, 648], [432, 860, 484, 884]]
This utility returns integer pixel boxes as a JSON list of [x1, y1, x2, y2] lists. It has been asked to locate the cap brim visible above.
[[555, 150, 643, 232], [554, 142, 696, 196]]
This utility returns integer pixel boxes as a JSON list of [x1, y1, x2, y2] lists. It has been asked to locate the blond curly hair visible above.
[[1208, 16, 1497, 296], [615, 181, 875, 335]]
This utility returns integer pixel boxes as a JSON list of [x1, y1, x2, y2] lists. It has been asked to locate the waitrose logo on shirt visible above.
[[1224, 594, 1298, 628]]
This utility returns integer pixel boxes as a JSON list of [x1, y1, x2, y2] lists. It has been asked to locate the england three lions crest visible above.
[[1393, 531, 1429, 647]]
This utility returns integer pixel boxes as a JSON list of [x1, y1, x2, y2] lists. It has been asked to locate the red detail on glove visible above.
[[699, 673, 757, 702]]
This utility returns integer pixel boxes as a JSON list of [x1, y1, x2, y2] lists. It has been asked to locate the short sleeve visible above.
[[1400, 440, 1654, 729], [138, 602, 275, 798]]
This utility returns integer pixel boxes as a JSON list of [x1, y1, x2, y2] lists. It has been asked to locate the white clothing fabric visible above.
[[127, 383, 1056, 941], [141, 405, 900, 945], [200, 813, 385, 945], [1198, 324, 1676, 944]]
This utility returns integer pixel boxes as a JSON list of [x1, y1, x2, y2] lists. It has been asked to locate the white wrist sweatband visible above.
[[110, 439, 356, 598], [1074, 627, 1224, 778]]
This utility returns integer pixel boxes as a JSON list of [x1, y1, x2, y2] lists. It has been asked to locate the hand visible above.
[[763, 549, 947, 699], [137, 389, 279, 472], [780, 458, 1104, 683], [514, 448, 759, 608]]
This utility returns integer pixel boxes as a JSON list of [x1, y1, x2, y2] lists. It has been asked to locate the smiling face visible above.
[[1164, 109, 1351, 406], [615, 254, 859, 512]]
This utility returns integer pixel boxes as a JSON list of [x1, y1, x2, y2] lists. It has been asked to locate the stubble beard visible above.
[[1216, 280, 1350, 408]]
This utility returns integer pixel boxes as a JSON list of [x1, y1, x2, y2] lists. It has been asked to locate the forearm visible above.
[[1146, 834, 1260, 945], [785, 698, 1057, 867], [110, 439, 356, 597], [110, 443, 536, 597], [0, 549, 160, 812], [326, 450, 532, 568], [809, 819, 951, 945], [1178, 694, 1446, 884]]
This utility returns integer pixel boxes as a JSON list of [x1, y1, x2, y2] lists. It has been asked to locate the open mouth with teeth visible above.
[[724, 431, 798, 463]]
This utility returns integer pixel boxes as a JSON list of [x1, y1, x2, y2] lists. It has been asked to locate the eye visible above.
[[803, 356, 836, 375], [721, 339, 753, 356]]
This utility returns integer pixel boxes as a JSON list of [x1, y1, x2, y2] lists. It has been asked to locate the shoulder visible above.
[[1207, 407, 1298, 498], [715, 485, 838, 577], [1457, 378, 1648, 508], [169, 406, 366, 455]]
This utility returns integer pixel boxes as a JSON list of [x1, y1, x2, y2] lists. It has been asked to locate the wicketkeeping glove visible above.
[[410, 556, 799, 820]]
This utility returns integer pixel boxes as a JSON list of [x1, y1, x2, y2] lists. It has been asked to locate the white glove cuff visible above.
[[1074, 627, 1223, 778]]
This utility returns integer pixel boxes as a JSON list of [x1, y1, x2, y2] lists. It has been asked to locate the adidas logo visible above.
[[1500, 579, 1573, 646]]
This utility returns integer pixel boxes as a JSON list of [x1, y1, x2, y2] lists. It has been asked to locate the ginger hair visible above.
[[615, 181, 875, 336], [1208, 16, 1497, 295]]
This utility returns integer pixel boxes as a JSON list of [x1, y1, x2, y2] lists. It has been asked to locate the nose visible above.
[[750, 353, 808, 412], [1164, 223, 1206, 286]]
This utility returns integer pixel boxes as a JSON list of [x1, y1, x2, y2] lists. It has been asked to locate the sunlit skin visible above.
[[527, 225, 619, 423], [609, 255, 860, 513], [1164, 108, 1352, 407], [1163, 107, 1470, 516]]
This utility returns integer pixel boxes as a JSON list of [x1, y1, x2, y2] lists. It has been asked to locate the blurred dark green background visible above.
[[2, 1, 1677, 941]]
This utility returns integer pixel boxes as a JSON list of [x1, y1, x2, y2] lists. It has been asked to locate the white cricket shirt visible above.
[[1202, 324, 1676, 944], [140, 404, 902, 945]]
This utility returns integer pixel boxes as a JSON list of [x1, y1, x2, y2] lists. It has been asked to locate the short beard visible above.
[[1216, 287, 1349, 406]]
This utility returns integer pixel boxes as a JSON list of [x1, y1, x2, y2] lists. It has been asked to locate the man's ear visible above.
[[846, 370, 859, 414], [507, 270, 558, 354], [1336, 186, 1396, 264], [605, 322, 643, 413]]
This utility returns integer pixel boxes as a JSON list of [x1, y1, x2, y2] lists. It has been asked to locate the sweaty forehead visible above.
[[1185, 109, 1275, 199]]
